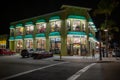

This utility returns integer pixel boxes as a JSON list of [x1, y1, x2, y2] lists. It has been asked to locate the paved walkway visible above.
[[1, 53, 120, 63]]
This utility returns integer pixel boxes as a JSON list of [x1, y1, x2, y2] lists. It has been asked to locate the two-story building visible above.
[[9, 5, 97, 56]]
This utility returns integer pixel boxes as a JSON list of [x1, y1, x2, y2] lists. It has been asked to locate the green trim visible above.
[[68, 15, 85, 20], [49, 16, 60, 20], [89, 18, 93, 22], [67, 31, 86, 35], [9, 37, 14, 41], [89, 33, 94, 37], [24, 34, 33, 39], [25, 21, 33, 25], [36, 33, 45, 37], [16, 24, 23, 28], [15, 36, 23, 39], [49, 32, 60, 36], [9, 26, 14, 29], [36, 19, 46, 23]]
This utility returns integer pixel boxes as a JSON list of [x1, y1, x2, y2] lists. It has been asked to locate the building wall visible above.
[[9, 5, 97, 56]]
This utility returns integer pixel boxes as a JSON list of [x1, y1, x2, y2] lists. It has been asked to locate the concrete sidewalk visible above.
[[52, 55, 120, 63], [1, 53, 120, 63]]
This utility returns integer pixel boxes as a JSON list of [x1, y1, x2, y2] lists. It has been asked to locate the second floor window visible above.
[[36, 22, 46, 33], [25, 25, 34, 35], [16, 27, 24, 36], [10, 29, 14, 36], [50, 20, 61, 32]]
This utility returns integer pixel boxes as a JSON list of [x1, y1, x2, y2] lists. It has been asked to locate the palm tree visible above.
[[93, 0, 119, 57], [93, 0, 119, 28]]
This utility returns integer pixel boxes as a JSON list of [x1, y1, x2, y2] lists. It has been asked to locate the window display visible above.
[[25, 40, 33, 48], [36, 23, 46, 33], [36, 39, 46, 49], [72, 20, 80, 31], [25, 25, 34, 34], [16, 27, 23, 35], [50, 20, 61, 32]]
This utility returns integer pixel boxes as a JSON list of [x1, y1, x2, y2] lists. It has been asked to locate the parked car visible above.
[[33, 49, 53, 59], [20, 49, 35, 58], [0, 49, 15, 55]]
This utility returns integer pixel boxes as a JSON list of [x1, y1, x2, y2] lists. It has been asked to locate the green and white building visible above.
[[9, 5, 98, 56]]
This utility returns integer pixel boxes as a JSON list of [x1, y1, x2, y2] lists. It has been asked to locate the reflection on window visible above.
[[36, 23, 46, 33], [50, 20, 61, 32], [25, 25, 34, 35], [10, 29, 14, 36], [16, 27, 23, 35]]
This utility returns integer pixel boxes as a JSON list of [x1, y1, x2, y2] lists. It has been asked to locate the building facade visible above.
[[9, 5, 97, 56], [0, 34, 8, 49]]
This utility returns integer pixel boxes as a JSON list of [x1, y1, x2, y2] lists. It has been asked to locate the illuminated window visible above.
[[25, 25, 34, 34], [50, 20, 61, 32], [36, 23, 46, 33]]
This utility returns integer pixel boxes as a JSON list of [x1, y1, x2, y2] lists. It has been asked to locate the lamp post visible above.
[[104, 29, 108, 57], [99, 29, 102, 60]]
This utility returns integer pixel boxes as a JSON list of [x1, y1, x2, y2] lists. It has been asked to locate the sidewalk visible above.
[[1, 53, 120, 63], [52, 55, 120, 63]]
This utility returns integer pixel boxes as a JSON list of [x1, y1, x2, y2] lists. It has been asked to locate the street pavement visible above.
[[0, 54, 120, 80]]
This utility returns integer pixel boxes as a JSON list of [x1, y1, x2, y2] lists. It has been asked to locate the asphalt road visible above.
[[0, 54, 120, 80]]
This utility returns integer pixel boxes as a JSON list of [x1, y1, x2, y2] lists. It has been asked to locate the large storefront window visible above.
[[50, 38, 61, 54], [36, 22, 46, 33], [50, 20, 61, 32], [16, 27, 24, 36], [67, 35, 87, 56], [25, 25, 34, 35], [25, 39, 33, 49], [36, 38, 46, 50], [16, 40, 23, 52]]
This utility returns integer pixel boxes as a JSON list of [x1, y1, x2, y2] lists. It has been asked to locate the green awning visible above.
[[68, 15, 85, 20], [49, 32, 60, 36], [24, 35, 33, 39], [9, 37, 14, 41], [89, 33, 94, 37], [36, 33, 45, 38], [15, 36, 23, 40], [49, 16, 60, 20], [36, 19, 46, 23], [16, 24, 23, 28], [9, 26, 14, 29], [25, 21, 33, 25], [67, 31, 86, 36]]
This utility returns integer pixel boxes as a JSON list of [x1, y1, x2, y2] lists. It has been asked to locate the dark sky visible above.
[[0, 0, 119, 34]]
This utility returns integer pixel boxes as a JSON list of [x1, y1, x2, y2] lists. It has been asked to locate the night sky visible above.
[[0, 0, 120, 34]]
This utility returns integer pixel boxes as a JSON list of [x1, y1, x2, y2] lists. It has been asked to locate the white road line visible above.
[[1, 62, 68, 80], [67, 63, 96, 80]]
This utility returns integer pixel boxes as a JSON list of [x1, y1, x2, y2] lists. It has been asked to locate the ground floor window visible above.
[[24, 39, 33, 49], [50, 38, 61, 54], [36, 38, 46, 50], [67, 36, 87, 56], [16, 40, 23, 52]]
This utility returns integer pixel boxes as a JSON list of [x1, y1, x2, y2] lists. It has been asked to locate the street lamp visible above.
[[104, 29, 108, 57], [99, 29, 102, 60]]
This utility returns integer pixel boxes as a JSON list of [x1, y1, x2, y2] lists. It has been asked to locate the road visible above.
[[0, 54, 120, 80]]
